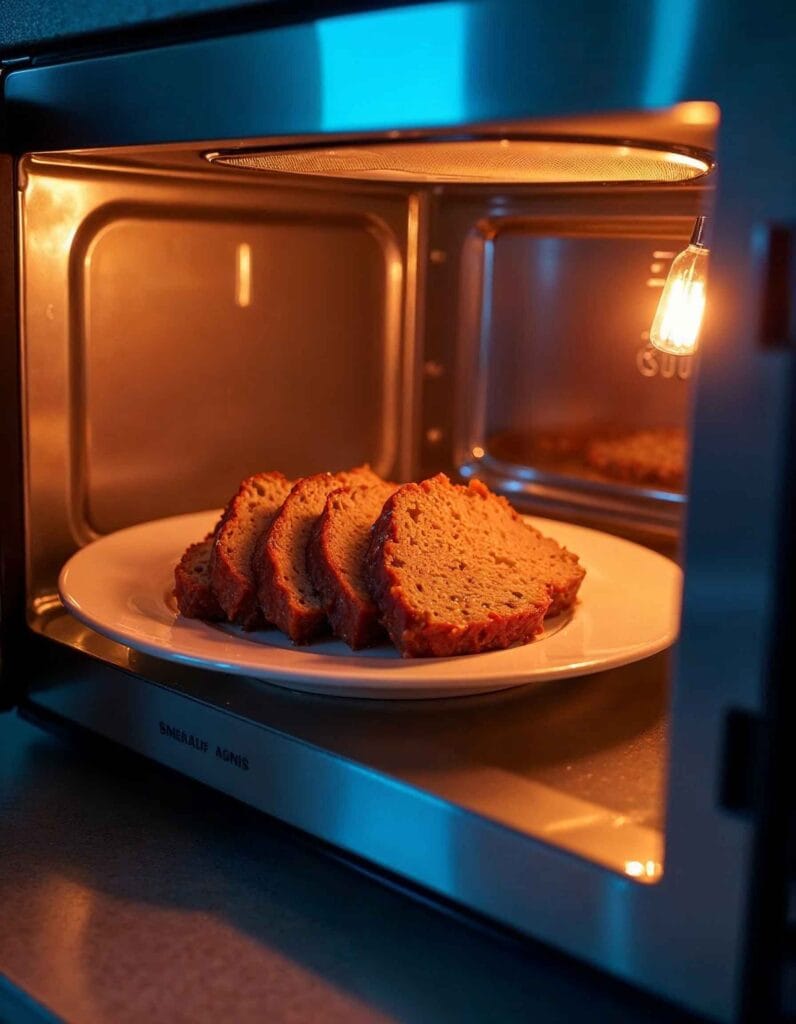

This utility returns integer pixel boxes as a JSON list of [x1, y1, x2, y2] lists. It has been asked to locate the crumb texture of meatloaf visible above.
[[257, 466, 382, 644], [210, 471, 292, 629], [522, 526, 587, 617], [585, 428, 686, 489], [366, 474, 585, 658], [174, 534, 224, 620], [307, 480, 397, 649]]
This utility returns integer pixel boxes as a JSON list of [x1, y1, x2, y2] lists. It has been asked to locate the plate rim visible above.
[[57, 509, 682, 697]]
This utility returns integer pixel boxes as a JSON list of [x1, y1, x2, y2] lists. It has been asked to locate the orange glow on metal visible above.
[[672, 100, 721, 126], [624, 859, 663, 881], [235, 242, 252, 307]]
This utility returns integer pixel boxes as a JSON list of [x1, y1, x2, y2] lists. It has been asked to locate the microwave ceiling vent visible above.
[[209, 138, 709, 184]]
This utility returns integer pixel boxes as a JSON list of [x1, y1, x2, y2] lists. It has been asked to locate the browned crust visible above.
[[258, 467, 381, 644], [307, 490, 388, 650], [546, 572, 585, 617], [178, 469, 585, 660], [523, 525, 586, 618], [209, 471, 290, 630], [174, 535, 224, 620], [256, 505, 329, 645], [366, 476, 555, 658]]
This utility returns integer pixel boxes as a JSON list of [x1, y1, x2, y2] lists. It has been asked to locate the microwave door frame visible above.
[[3, 3, 795, 1021], [0, 145, 25, 709]]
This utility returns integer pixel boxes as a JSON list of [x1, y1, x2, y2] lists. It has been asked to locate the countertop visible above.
[[0, 709, 704, 1024]]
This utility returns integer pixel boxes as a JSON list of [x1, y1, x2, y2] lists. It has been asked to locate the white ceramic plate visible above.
[[58, 510, 681, 700]]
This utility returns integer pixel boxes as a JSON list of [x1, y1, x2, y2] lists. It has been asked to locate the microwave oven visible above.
[[1, 3, 793, 1022]]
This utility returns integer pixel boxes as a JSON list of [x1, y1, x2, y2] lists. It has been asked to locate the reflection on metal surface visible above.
[[455, 212, 703, 536], [624, 859, 663, 883], [21, 156, 410, 603], [28, 641, 667, 880], [26, 655, 666, 994], [671, 101, 721, 127], [33, 609, 669, 840], [472, 223, 697, 438], [212, 138, 710, 185], [78, 213, 397, 535], [234, 241, 251, 307], [23, 174, 82, 260]]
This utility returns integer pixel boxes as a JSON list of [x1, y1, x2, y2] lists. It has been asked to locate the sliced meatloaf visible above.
[[307, 480, 396, 649], [210, 471, 292, 629], [523, 526, 587, 617], [257, 466, 381, 644], [174, 535, 224, 620], [366, 474, 585, 658]]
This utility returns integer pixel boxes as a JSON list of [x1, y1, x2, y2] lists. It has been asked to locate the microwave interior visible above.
[[20, 109, 717, 897]]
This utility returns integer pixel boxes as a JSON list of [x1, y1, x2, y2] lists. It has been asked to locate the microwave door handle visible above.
[[758, 224, 795, 350]]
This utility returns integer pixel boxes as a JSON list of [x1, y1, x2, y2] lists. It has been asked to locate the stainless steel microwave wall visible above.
[[1, 3, 794, 1023]]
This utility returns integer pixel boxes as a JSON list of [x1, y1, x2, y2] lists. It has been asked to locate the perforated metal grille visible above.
[[210, 139, 709, 184]]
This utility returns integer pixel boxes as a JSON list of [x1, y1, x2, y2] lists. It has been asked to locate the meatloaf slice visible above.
[[307, 480, 397, 649], [174, 535, 224, 620], [257, 466, 381, 644], [210, 471, 292, 629], [523, 526, 587, 618], [366, 474, 585, 658]]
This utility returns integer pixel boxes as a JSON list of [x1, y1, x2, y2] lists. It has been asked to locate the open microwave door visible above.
[[674, 73, 796, 1018]]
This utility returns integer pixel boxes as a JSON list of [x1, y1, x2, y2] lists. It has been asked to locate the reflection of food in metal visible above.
[[529, 430, 588, 460], [488, 429, 592, 474], [585, 429, 686, 489], [488, 428, 687, 492]]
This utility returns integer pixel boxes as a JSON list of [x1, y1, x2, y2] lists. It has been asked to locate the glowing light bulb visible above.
[[649, 216, 709, 356]]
